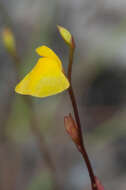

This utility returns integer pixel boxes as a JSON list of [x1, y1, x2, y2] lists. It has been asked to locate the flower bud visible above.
[[57, 25, 75, 48], [2, 27, 16, 55], [64, 113, 81, 146]]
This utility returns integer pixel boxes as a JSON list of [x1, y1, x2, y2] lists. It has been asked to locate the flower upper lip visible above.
[[36, 45, 62, 70]]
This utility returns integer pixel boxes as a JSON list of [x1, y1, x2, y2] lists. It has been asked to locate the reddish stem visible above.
[[67, 41, 97, 190]]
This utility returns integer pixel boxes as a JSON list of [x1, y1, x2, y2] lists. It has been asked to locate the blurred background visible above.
[[0, 0, 126, 190]]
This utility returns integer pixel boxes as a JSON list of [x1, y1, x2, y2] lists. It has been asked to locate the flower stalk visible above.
[[1, 3, 59, 186], [11, 49, 59, 190], [67, 37, 98, 190]]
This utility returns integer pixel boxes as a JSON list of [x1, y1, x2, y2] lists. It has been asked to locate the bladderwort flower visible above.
[[15, 46, 70, 97]]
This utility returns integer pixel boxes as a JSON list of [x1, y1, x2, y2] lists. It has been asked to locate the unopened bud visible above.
[[2, 27, 16, 55], [64, 113, 81, 146], [57, 25, 75, 48]]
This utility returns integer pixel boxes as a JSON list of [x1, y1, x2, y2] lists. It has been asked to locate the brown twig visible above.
[[67, 38, 97, 190]]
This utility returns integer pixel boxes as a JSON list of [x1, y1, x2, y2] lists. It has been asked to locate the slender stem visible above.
[[25, 97, 59, 190], [24, 96, 56, 172], [13, 55, 59, 190], [68, 44, 97, 190], [68, 41, 75, 83], [0, 1, 59, 188]]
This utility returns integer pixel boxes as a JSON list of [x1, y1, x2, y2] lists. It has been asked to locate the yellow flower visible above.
[[15, 46, 70, 98]]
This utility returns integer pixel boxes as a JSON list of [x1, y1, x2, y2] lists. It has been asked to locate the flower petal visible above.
[[15, 58, 69, 98], [36, 46, 62, 70]]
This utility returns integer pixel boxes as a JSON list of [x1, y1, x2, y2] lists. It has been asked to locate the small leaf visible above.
[[57, 25, 73, 47]]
